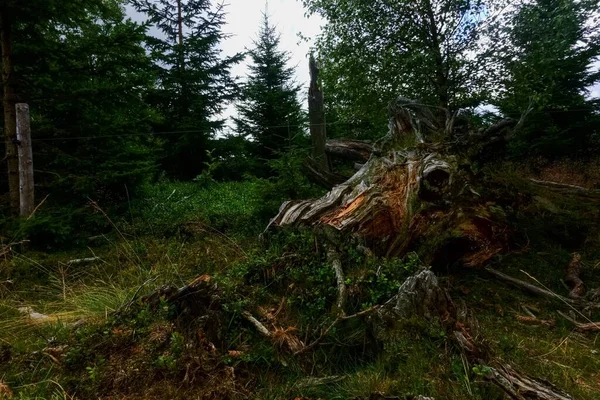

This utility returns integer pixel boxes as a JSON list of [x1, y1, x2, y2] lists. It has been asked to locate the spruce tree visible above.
[[234, 12, 304, 177], [498, 0, 600, 156], [132, 0, 242, 180], [2, 0, 158, 206]]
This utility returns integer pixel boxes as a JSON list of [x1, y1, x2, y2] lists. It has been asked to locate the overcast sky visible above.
[[125, 0, 323, 130], [125, 1, 599, 128]]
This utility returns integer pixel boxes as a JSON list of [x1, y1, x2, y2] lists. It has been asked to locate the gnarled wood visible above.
[[269, 97, 511, 267]]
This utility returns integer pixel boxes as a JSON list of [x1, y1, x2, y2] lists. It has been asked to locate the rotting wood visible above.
[[268, 96, 516, 267], [325, 139, 372, 162], [242, 311, 272, 337], [372, 269, 575, 400]]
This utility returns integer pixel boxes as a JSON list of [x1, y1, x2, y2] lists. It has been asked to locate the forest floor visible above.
[[1, 165, 600, 400]]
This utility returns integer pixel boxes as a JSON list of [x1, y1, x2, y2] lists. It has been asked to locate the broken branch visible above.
[[485, 268, 578, 305]]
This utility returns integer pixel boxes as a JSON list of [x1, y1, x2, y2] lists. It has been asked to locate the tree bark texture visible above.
[[268, 98, 511, 267], [308, 55, 328, 171], [1, 11, 19, 214], [16, 103, 33, 217]]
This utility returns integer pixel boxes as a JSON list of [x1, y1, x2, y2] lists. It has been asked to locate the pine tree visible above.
[[2, 0, 158, 208], [132, 0, 242, 180], [234, 12, 304, 177], [498, 0, 600, 156]]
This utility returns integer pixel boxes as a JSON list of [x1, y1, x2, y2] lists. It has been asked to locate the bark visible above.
[[1, 11, 19, 214], [308, 55, 328, 171], [268, 97, 511, 267], [325, 139, 372, 162]]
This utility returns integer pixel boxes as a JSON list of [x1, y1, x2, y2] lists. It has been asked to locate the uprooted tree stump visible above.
[[268, 97, 523, 267]]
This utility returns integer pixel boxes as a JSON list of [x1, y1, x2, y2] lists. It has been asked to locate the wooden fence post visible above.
[[16, 103, 34, 217]]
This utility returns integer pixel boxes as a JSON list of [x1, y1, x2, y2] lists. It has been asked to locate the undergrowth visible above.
[[1, 176, 600, 399]]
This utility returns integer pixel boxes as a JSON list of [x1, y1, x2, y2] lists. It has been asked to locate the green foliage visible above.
[[497, 0, 600, 157], [234, 11, 305, 177], [15, 2, 159, 204], [132, 0, 242, 180], [129, 180, 274, 237], [302, 0, 503, 138]]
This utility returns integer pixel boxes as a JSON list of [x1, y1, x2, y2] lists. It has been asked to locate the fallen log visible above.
[[302, 156, 346, 189], [325, 139, 372, 162]]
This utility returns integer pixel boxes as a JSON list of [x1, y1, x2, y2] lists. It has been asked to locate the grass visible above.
[[1, 175, 600, 399]]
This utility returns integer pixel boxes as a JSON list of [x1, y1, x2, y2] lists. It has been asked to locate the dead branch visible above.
[[294, 305, 381, 355], [485, 268, 578, 305], [302, 156, 347, 189], [529, 178, 600, 198], [325, 139, 372, 162], [327, 247, 346, 314], [242, 311, 272, 337], [564, 253, 584, 299], [66, 257, 100, 266], [488, 364, 574, 400], [557, 311, 600, 332]]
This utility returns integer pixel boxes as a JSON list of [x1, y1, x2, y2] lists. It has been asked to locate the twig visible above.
[[242, 311, 272, 337], [485, 267, 578, 305], [26, 194, 50, 221], [66, 257, 100, 266], [121, 276, 159, 312], [294, 305, 381, 355], [557, 311, 600, 332]]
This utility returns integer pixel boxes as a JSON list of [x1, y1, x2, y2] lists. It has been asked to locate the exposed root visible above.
[[374, 269, 575, 400], [327, 247, 346, 314]]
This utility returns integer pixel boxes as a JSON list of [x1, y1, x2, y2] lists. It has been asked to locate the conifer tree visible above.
[[498, 0, 600, 156], [2, 0, 158, 208], [234, 12, 304, 177], [132, 0, 242, 180]]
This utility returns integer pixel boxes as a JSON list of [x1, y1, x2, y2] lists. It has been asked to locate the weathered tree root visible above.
[[327, 247, 347, 314], [373, 269, 574, 400], [488, 364, 574, 400]]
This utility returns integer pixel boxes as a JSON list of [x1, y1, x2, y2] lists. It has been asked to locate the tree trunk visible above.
[[308, 55, 328, 171], [1, 11, 19, 214], [268, 97, 516, 268]]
